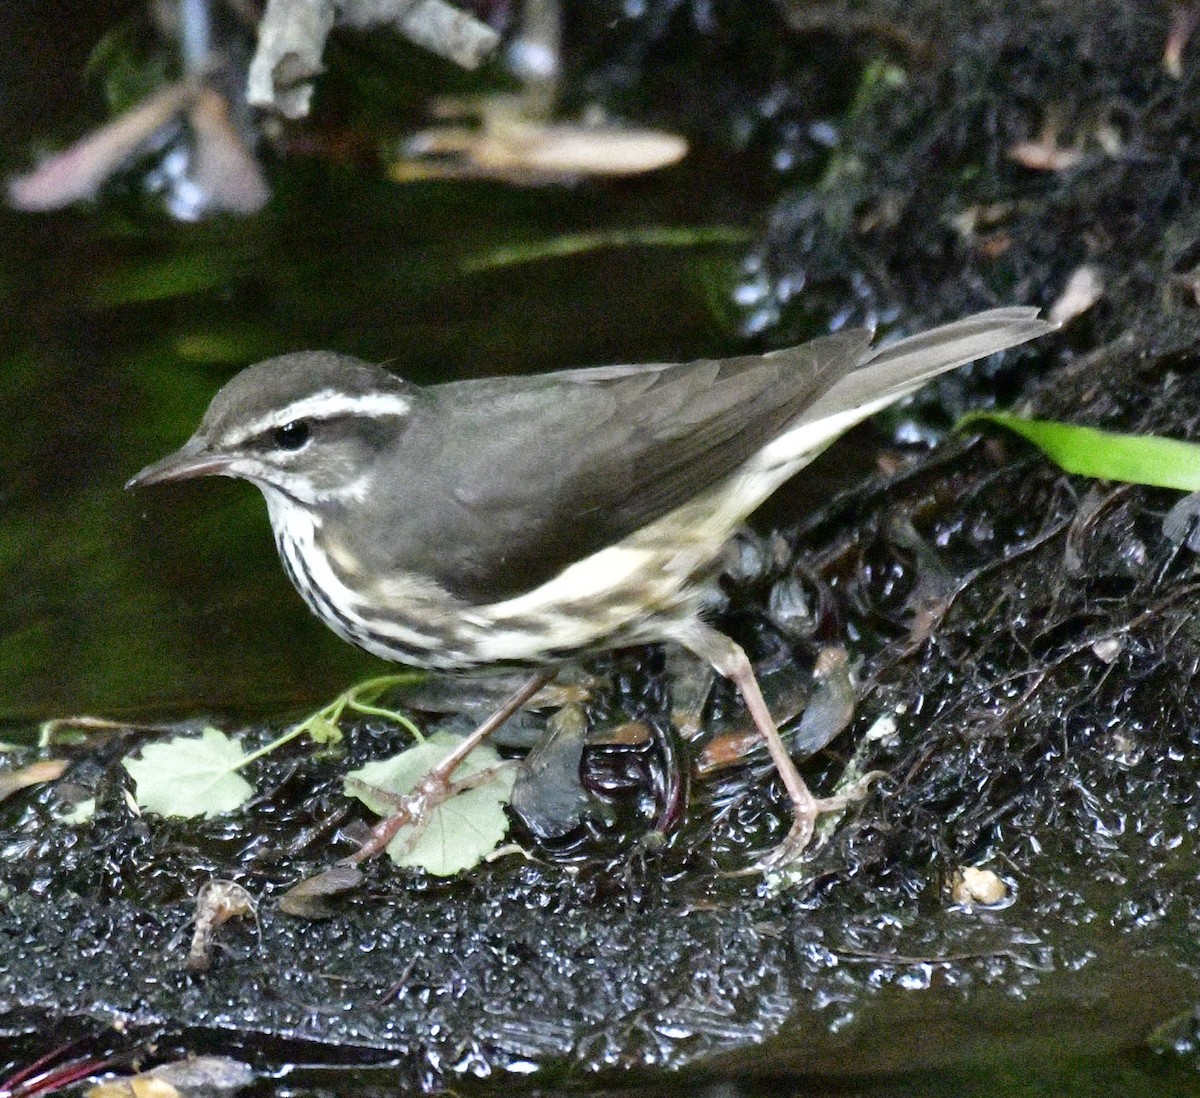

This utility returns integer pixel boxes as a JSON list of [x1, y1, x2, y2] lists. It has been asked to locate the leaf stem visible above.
[[232, 672, 427, 771]]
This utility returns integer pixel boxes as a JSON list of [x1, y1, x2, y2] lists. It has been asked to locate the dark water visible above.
[[0, 4, 758, 723]]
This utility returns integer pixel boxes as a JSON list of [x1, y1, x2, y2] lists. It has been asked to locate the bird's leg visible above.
[[676, 620, 862, 866], [342, 670, 553, 866]]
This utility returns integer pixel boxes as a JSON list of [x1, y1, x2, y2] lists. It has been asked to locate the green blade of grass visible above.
[[960, 411, 1200, 491], [459, 226, 750, 274]]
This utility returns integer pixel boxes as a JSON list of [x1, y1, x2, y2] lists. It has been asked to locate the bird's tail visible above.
[[829, 306, 1053, 414], [752, 306, 1054, 477]]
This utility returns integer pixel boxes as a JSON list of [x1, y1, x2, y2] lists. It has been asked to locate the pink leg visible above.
[[342, 670, 552, 865], [677, 620, 859, 865]]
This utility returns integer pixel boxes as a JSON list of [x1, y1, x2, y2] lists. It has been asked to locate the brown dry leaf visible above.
[[1007, 136, 1083, 172], [9, 83, 193, 210], [0, 758, 67, 803], [393, 97, 686, 184]]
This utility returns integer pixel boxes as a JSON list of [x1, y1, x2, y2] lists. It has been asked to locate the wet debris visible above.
[[694, 661, 811, 778], [277, 862, 363, 918], [695, 644, 855, 828], [950, 865, 1011, 908], [184, 879, 259, 972], [665, 648, 716, 741], [1162, 490, 1200, 550], [510, 703, 604, 840], [1048, 264, 1105, 328], [86, 1057, 253, 1098], [790, 646, 856, 756]]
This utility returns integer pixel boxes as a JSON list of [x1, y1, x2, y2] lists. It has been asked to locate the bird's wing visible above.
[[369, 307, 1051, 604], [370, 331, 870, 602]]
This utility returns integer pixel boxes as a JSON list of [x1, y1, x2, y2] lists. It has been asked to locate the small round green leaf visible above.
[[122, 727, 254, 818], [345, 732, 515, 876]]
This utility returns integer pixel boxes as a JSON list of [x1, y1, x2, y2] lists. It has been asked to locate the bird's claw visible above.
[[344, 769, 457, 863], [752, 777, 883, 871], [752, 816, 816, 871], [750, 793, 843, 870]]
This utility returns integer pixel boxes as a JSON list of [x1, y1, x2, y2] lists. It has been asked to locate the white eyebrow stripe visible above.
[[231, 389, 412, 444]]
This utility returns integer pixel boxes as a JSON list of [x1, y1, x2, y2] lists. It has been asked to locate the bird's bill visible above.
[[125, 439, 234, 489]]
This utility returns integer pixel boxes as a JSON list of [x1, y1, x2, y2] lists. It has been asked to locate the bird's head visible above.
[[127, 351, 416, 505]]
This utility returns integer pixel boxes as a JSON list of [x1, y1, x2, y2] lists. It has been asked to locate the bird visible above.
[[128, 307, 1052, 868]]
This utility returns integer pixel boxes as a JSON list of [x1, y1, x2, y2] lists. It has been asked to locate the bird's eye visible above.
[[272, 420, 311, 450]]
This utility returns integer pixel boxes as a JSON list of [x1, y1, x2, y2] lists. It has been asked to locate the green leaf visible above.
[[961, 412, 1200, 491], [344, 731, 515, 876], [86, 251, 250, 308], [122, 727, 254, 818], [301, 713, 344, 746], [459, 226, 750, 274]]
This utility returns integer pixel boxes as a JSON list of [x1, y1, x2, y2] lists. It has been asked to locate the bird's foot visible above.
[[342, 761, 508, 864], [279, 671, 551, 915], [750, 769, 885, 871], [752, 793, 852, 870], [279, 761, 509, 915]]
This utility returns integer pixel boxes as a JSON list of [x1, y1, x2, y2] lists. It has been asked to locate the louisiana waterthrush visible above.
[[129, 307, 1051, 866]]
